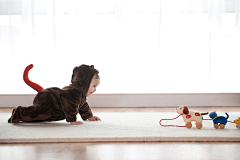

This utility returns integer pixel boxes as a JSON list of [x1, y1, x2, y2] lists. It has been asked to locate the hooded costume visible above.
[[8, 64, 99, 123]]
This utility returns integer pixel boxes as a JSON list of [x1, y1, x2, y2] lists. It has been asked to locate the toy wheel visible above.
[[186, 122, 192, 129], [196, 122, 202, 129], [236, 124, 240, 128], [214, 124, 219, 129], [220, 124, 225, 129]]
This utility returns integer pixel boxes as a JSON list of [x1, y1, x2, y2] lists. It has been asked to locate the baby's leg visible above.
[[10, 92, 54, 123]]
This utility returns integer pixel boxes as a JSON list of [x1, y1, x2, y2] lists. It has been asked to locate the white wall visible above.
[[1, 93, 240, 108]]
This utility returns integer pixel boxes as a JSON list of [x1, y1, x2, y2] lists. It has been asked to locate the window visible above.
[[0, 0, 239, 94]]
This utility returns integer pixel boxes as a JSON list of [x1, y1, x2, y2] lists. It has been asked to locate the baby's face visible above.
[[86, 77, 100, 97]]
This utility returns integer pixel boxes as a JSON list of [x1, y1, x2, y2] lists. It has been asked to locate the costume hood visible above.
[[71, 64, 99, 96]]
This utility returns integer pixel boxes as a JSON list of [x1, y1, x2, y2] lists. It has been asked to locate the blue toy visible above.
[[209, 111, 229, 129]]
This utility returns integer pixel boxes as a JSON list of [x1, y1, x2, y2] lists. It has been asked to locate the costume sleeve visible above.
[[59, 89, 81, 122], [79, 102, 93, 120]]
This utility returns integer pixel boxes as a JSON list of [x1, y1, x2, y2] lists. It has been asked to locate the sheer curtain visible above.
[[0, 0, 239, 94]]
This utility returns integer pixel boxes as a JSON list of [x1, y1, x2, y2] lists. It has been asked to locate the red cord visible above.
[[203, 118, 235, 123], [202, 118, 212, 121], [159, 114, 186, 127]]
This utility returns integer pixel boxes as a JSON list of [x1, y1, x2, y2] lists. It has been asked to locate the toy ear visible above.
[[183, 106, 189, 114]]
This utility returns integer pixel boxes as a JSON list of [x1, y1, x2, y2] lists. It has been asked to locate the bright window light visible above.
[[0, 0, 240, 94]]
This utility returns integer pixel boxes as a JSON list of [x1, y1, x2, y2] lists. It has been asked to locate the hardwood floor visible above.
[[1, 142, 239, 160], [1, 107, 240, 160]]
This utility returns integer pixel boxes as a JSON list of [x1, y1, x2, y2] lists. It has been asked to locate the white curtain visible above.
[[0, 0, 239, 94]]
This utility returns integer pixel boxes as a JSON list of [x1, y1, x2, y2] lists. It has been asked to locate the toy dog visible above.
[[234, 117, 240, 128], [209, 111, 229, 129], [176, 105, 208, 129]]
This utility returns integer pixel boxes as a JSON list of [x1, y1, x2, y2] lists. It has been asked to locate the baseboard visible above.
[[0, 93, 240, 107]]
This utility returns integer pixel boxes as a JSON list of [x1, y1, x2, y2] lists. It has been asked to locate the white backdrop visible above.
[[0, 0, 240, 94]]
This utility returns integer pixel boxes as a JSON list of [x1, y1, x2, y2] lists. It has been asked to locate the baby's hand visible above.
[[70, 121, 83, 125], [88, 116, 101, 121]]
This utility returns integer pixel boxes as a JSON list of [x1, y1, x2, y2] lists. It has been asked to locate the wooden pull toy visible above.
[[234, 117, 240, 128], [176, 105, 208, 129], [159, 105, 239, 129], [209, 111, 229, 129]]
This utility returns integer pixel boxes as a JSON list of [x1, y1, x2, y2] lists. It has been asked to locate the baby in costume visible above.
[[8, 64, 101, 125]]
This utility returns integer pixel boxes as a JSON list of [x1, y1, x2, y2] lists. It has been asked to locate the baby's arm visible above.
[[79, 102, 101, 121], [70, 121, 83, 125], [60, 89, 82, 122], [79, 102, 93, 120]]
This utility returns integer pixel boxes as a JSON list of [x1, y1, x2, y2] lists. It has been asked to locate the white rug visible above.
[[0, 112, 240, 143]]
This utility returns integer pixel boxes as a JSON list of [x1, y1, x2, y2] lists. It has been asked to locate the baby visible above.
[[8, 64, 101, 125]]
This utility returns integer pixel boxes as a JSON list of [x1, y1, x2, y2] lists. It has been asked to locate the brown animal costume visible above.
[[8, 64, 99, 123]]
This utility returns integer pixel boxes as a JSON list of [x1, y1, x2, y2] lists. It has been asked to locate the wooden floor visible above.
[[1, 107, 240, 160]]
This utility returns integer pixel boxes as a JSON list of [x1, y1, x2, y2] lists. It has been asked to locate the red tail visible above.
[[23, 64, 44, 92]]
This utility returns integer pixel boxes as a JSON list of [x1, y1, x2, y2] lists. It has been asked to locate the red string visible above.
[[159, 114, 186, 127], [202, 118, 212, 121], [203, 118, 235, 123]]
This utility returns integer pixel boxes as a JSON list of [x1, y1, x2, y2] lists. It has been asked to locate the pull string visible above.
[[203, 118, 235, 123], [159, 114, 186, 127], [202, 118, 212, 121]]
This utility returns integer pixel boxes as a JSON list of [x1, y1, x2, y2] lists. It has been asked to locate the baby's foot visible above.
[[7, 109, 16, 123], [11, 108, 21, 123]]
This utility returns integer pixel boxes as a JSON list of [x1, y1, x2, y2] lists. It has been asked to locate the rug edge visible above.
[[1, 137, 240, 143]]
